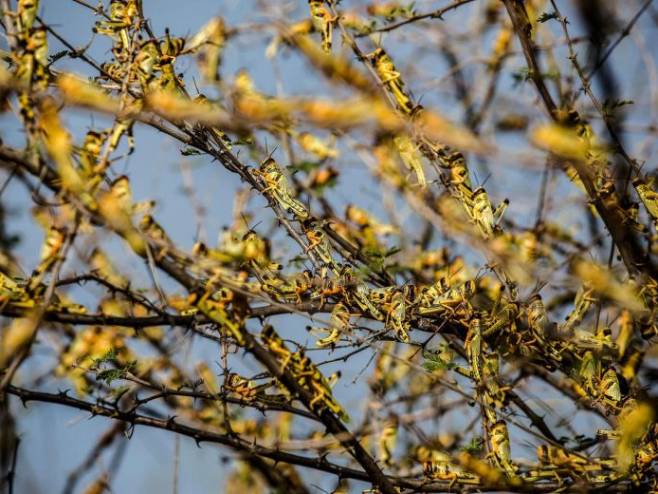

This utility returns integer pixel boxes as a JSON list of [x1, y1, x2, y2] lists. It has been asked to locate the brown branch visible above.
[[5, 385, 374, 482], [587, 0, 654, 80], [506, 389, 560, 444], [151, 257, 398, 493], [0, 302, 341, 328], [123, 374, 319, 421], [501, 0, 658, 280], [4, 385, 631, 492], [0, 222, 79, 392], [522, 363, 618, 428], [0, 0, 18, 51], [62, 422, 125, 494], [243, 454, 310, 494], [354, 0, 477, 37], [0, 135, 397, 489]]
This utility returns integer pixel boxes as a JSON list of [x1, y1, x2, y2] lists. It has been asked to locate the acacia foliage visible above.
[[1, 0, 658, 492]]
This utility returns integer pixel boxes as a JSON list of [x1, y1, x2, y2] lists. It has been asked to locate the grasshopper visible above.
[[303, 220, 335, 268], [466, 317, 483, 382], [386, 289, 410, 342], [526, 294, 554, 341], [633, 176, 658, 224], [422, 450, 480, 488], [192, 285, 245, 346], [313, 302, 351, 347], [93, 0, 137, 51], [224, 372, 272, 402], [254, 158, 309, 220], [261, 324, 295, 372], [394, 134, 426, 187], [308, 0, 334, 53], [367, 47, 415, 114], [16, 0, 38, 37], [560, 284, 597, 338], [488, 420, 517, 478], [417, 280, 476, 319], [377, 418, 398, 465]]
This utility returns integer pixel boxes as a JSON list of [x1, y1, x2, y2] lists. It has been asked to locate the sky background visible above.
[[2, 0, 658, 493]]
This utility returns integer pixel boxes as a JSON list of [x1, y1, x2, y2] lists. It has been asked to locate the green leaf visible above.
[[48, 50, 69, 63], [94, 359, 136, 385], [180, 147, 203, 156], [288, 160, 322, 174], [288, 254, 308, 269], [602, 98, 634, 115], [96, 368, 125, 384], [92, 348, 117, 366], [461, 436, 484, 455], [537, 11, 558, 23], [422, 360, 446, 372]]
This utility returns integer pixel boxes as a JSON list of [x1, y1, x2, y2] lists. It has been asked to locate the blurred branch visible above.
[[502, 0, 658, 280], [355, 0, 476, 37]]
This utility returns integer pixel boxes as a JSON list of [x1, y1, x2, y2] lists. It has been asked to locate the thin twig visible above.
[[355, 0, 476, 37]]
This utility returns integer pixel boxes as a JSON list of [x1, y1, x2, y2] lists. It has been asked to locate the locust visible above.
[[93, 0, 137, 52], [461, 187, 508, 239], [261, 324, 295, 372], [99, 61, 127, 82], [254, 158, 309, 220], [560, 285, 596, 338], [134, 39, 160, 88], [377, 418, 397, 465], [417, 279, 476, 318], [577, 350, 599, 395], [1, 272, 34, 310], [367, 47, 415, 114], [309, 274, 343, 305], [23, 26, 49, 80], [536, 444, 615, 480], [394, 134, 426, 187], [314, 302, 351, 348], [139, 214, 173, 260], [77, 130, 107, 182], [160, 28, 185, 58], [191, 285, 245, 346], [252, 266, 289, 303], [17, 0, 39, 38], [421, 450, 480, 487], [633, 177, 658, 224], [308, 0, 334, 53], [283, 269, 314, 304], [598, 368, 622, 406], [488, 420, 517, 478], [482, 351, 506, 414], [297, 131, 338, 160], [621, 347, 643, 382], [345, 204, 397, 236], [224, 373, 271, 402], [153, 55, 185, 93], [303, 220, 335, 268], [526, 294, 554, 340], [28, 225, 65, 293], [353, 282, 385, 320], [291, 348, 348, 420], [476, 299, 521, 336], [466, 317, 483, 382], [385, 289, 410, 342], [340, 267, 384, 320], [369, 285, 396, 306]]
